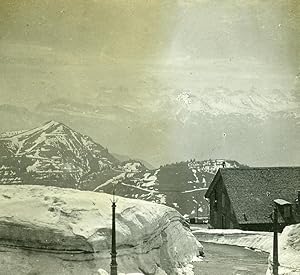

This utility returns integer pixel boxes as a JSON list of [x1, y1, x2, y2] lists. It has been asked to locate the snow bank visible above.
[[0, 185, 202, 275], [192, 227, 273, 252], [266, 223, 300, 275]]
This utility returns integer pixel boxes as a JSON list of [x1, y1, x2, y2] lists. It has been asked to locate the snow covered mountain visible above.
[[0, 121, 247, 218], [174, 88, 299, 119], [94, 159, 247, 218], [0, 121, 146, 189]]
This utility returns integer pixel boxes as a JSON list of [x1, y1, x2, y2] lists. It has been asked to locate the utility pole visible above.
[[196, 202, 199, 222], [196, 189, 200, 223], [272, 199, 292, 275], [110, 186, 117, 275], [273, 205, 279, 275]]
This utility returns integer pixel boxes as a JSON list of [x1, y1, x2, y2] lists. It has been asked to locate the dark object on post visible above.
[[272, 199, 292, 275], [189, 217, 209, 224], [110, 190, 118, 275], [273, 204, 279, 275]]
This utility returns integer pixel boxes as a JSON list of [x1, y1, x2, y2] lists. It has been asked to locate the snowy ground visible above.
[[266, 223, 300, 275], [0, 185, 203, 275], [193, 242, 269, 275], [191, 224, 300, 275], [192, 227, 274, 252]]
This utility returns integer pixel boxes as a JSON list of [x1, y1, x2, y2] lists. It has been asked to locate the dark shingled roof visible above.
[[206, 167, 300, 224]]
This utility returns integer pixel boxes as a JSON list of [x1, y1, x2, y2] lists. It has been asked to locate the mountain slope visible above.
[[0, 121, 247, 218], [94, 159, 248, 218], [0, 121, 146, 189], [112, 152, 156, 170]]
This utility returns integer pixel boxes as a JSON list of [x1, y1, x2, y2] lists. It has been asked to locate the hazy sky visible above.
[[0, 0, 299, 166]]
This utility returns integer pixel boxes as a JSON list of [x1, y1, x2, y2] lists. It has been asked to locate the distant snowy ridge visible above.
[[175, 89, 299, 119]]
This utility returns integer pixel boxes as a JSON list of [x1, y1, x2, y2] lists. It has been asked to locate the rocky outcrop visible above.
[[0, 185, 202, 275], [266, 223, 300, 275]]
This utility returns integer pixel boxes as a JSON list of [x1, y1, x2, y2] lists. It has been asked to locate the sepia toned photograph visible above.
[[0, 1, 299, 274]]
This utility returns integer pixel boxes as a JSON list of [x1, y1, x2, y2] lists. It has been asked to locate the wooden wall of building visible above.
[[208, 179, 239, 229]]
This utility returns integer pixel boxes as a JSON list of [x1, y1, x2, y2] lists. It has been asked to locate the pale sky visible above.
[[0, 0, 299, 167]]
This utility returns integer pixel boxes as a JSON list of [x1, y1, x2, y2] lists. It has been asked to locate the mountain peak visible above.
[[44, 120, 60, 126], [0, 121, 121, 188], [43, 120, 65, 128]]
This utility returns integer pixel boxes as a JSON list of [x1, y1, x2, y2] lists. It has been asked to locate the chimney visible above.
[[222, 161, 226, 168]]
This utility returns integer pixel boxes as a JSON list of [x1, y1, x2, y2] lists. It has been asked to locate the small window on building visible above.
[[222, 192, 226, 208]]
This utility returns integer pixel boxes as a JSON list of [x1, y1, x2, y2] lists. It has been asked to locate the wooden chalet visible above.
[[205, 167, 300, 231]]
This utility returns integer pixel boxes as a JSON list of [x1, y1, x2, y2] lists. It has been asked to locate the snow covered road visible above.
[[193, 242, 269, 275]]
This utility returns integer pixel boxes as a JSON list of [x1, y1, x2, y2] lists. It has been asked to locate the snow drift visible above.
[[0, 185, 202, 275], [192, 227, 273, 252], [266, 223, 300, 275]]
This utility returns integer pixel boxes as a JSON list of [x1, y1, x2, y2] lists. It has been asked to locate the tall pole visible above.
[[110, 188, 117, 275], [196, 190, 199, 222], [273, 205, 279, 275]]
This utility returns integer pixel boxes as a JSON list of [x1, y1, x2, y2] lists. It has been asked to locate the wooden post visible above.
[[110, 189, 117, 275], [273, 205, 279, 275], [196, 190, 199, 222]]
